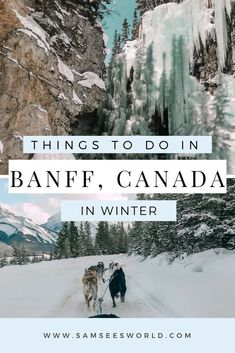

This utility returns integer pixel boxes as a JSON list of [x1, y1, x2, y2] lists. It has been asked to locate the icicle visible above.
[[212, 0, 232, 69]]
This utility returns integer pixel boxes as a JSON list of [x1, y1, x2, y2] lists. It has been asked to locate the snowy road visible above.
[[0, 250, 234, 318], [48, 254, 174, 318]]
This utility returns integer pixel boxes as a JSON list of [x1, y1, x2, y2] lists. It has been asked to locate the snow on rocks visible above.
[[13, 132, 23, 141], [6, 56, 21, 67], [72, 90, 83, 105], [55, 0, 71, 17], [31, 104, 48, 120], [13, 9, 50, 54], [57, 56, 74, 83], [78, 72, 105, 90], [58, 92, 68, 100]]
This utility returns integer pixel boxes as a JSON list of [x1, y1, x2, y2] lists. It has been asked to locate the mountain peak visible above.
[[0, 204, 57, 254]]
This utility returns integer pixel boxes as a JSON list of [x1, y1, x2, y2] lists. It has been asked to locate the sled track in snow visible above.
[[52, 273, 177, 318], [129, 276, 177, 317]]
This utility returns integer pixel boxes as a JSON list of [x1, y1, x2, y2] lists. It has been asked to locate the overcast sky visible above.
[[0, 178, 130, 225]]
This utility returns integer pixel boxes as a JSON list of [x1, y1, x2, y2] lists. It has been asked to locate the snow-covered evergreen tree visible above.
[[56, 221, 95, 258], [117, 34, 122, 53], [56, 222, 70, 259], [84, 221, 95, 255], [0, 252, 7, 268], [10, 247, 29, 265], [132, 8, 140, 40], [111, 31, 122, 60], [95, 221, 111, 254], [79, 222, 88, 256], [129, 180, 235, 259], [116, 222, 128, 253], [112, 30, 119, 58], [121, 18, 130, 46], [109, 223, 119, 253], [212, 75, 231, 163]]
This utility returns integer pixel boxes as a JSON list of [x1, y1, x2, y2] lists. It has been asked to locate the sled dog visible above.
[[109, 263, 127, 308], [82, 269, 98, 311], [88, 262, 105, 284]]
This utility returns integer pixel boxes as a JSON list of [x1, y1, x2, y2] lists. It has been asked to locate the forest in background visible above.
[[1, 179, 234, 268]]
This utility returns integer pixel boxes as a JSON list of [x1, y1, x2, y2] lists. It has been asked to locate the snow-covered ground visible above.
[[0, 249, 234, 318]]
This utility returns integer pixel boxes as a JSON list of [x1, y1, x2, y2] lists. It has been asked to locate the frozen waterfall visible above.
[[99, 0, 235, 173]]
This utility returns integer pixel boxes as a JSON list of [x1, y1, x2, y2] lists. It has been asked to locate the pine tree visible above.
[[136, 0, 146, 15], [121, 18, 130, 46], [12, 247, 21, 265], [212, 75, 230, 161], [111, 31, 122, 62], [95, 221, 111, 255], [128, 195, 146, 254], [11, 247, 29, 265], [69, 221, 80, 258], [128, 183, 235, 260], [63, 236, 71, 258], [128, 221, 144, 255], [84, 221, 95, 255], [82, 0, 113, 20], [117, 34, 122, 53], [56, 222, 70, 259], [20, 246, 28, 265], [116, 222, 128, 253], [109, 224, 119, 254], [132, 9, 139, 40], [112, 30, 119, 58], [56, 221, 95, 259], [31, 253, 39, 264], [0, 252, 7, 268], [35, 0, 114, 21], [49, 250, 54, 261], [78, 222, 86, 256]]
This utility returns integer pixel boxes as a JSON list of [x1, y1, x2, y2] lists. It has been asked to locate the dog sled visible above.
[[83, 261, 126, 318]]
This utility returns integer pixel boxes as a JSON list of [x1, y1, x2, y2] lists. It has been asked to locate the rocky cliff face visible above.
[[0, 0, 106, 174]]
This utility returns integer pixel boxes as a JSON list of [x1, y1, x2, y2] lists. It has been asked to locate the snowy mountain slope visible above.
[[43, 212, 97, 237], [0, 205, 58, 253], [0, 250, 234, 318], [0, 242, 13, 256], [43, 213, 64, 233]]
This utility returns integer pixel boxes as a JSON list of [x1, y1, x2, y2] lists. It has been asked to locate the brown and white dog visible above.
[[88, 262, 105, 285], [82, 269, 98, 311]]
